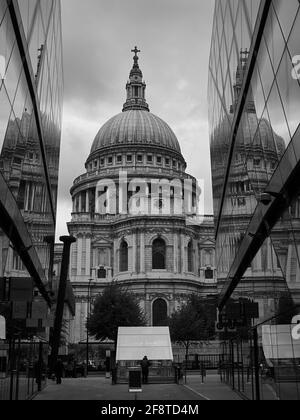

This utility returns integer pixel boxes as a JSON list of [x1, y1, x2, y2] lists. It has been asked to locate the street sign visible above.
[[0, 316, 5, 340]]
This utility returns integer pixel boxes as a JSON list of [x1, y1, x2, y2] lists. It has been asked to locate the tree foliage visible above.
[[168, 295, 217, 359], [86, 283, 146, 345]]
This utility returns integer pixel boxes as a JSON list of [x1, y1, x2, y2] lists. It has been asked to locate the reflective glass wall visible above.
[[209, 0, 300, 400], [0, 0, 63, 400]]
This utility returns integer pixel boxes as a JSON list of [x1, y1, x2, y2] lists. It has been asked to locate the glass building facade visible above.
[[209, 0, 300, 400], [0, 0, 63, 400]]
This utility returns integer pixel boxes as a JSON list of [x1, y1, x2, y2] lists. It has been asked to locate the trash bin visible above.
[[128, 367, 142, 392]]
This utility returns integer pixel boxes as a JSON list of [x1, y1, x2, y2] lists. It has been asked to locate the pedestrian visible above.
[[141, 356, 151, 384], [33, 358, 42, 387], [54, 359, 64, 384]]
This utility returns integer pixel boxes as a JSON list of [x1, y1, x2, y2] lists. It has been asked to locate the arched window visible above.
[[188, 241, 194, 272], [152, 238, 166, 270], [119, 240, 128, 272], [152, 299, 168, 326]]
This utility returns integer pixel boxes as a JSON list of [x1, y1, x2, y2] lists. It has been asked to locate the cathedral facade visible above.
[[67, 49, 217, 344]]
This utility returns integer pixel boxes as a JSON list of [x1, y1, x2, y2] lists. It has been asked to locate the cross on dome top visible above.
[[123, 47, 150, 112], [132, 46, 141, 56], [131, 46, 141, 68]]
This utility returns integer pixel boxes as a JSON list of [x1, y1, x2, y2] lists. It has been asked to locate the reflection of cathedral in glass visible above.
[[209, 0, 300, 400], [68, 50, 217, 343], [0, 0, 63, 295], [210, 51, 290, 321]]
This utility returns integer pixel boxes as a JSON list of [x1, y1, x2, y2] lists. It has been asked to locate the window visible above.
[[253, 158, 261, 167], [117, 155, 122, 163], [152, 238, 166, 269], [188, 241, 194, 272], [127, 155, 132, 163], [97, 267, 106, 279], [119, 241, 128, 272], [271, 161, 277, 170], [147, 155, 153, 163], [205, 268, 214, 279], [134, 86, 139, 97], [17, 180, 26, 209], [157, 156, 162, 164], [108, 156, 113, 165], [137, 155, 143, 162], [13, 157, 22, 165], [12, 251, 25, 271], [100, 158, 105, 166], [94, 160, 98, 169], [152, 299, 168, 326], [173, 160, 177, 168], [165, 158, 170, 166]]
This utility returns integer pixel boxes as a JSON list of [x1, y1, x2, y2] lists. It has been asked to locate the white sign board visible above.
[[116, 327, 173, 361], [0, 316, 6, 340]]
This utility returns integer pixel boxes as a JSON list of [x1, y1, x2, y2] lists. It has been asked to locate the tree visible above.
[[86, 283, 146, 350], [168, 295, 217, 365]]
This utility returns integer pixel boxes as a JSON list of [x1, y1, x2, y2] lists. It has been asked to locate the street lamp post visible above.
[[86, 276, 94, 377]]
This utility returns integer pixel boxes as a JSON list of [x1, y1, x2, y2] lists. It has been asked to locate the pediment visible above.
[[199, 238, 215, 247], [92, 235, 113, 246]]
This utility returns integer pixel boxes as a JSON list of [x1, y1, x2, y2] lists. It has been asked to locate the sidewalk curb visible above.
[[182, 384, 211, 400]]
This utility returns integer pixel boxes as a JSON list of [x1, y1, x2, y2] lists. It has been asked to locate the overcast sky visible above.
[[56, 0, 215, 240]]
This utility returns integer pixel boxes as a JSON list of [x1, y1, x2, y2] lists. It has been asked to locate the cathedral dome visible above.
[[211, 112, 286, 158], [90, 110, 181, 154], [89, 47, 182, 158]]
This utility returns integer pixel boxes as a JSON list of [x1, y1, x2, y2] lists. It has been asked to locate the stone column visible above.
[[114, 239, 118, 274], [77, 237, 82, 276], [267, 238, 273, 271], [85, 236, 91, 276], [181, 233, 186, 273], [173, 234, 178, 274], [132, 232, 137, 273], [79, 193, 82, 213], [86, 190, 89, 213], [140, 231, 145, 274], [25, 183, 30, 211], [194, 240, 198, 275], [286, 242, 293, 282]]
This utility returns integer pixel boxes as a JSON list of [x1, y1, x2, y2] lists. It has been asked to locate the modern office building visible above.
[[0, 0, 64, 400], [68, 49, 217, 344], [209, 0, 300, 400]]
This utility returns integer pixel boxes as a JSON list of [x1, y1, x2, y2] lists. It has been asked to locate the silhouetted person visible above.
[[34, 358, 42, 389], [54, 359, 64, 384], [141, 356, 151, 384]]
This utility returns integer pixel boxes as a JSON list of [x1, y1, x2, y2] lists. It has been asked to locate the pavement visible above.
[[33, 373, 242, 401]]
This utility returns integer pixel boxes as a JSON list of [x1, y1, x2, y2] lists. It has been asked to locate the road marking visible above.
[[183, 384, 211, 400]]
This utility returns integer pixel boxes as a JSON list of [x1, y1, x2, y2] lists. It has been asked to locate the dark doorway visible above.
[[152, 299, 168, 326]]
